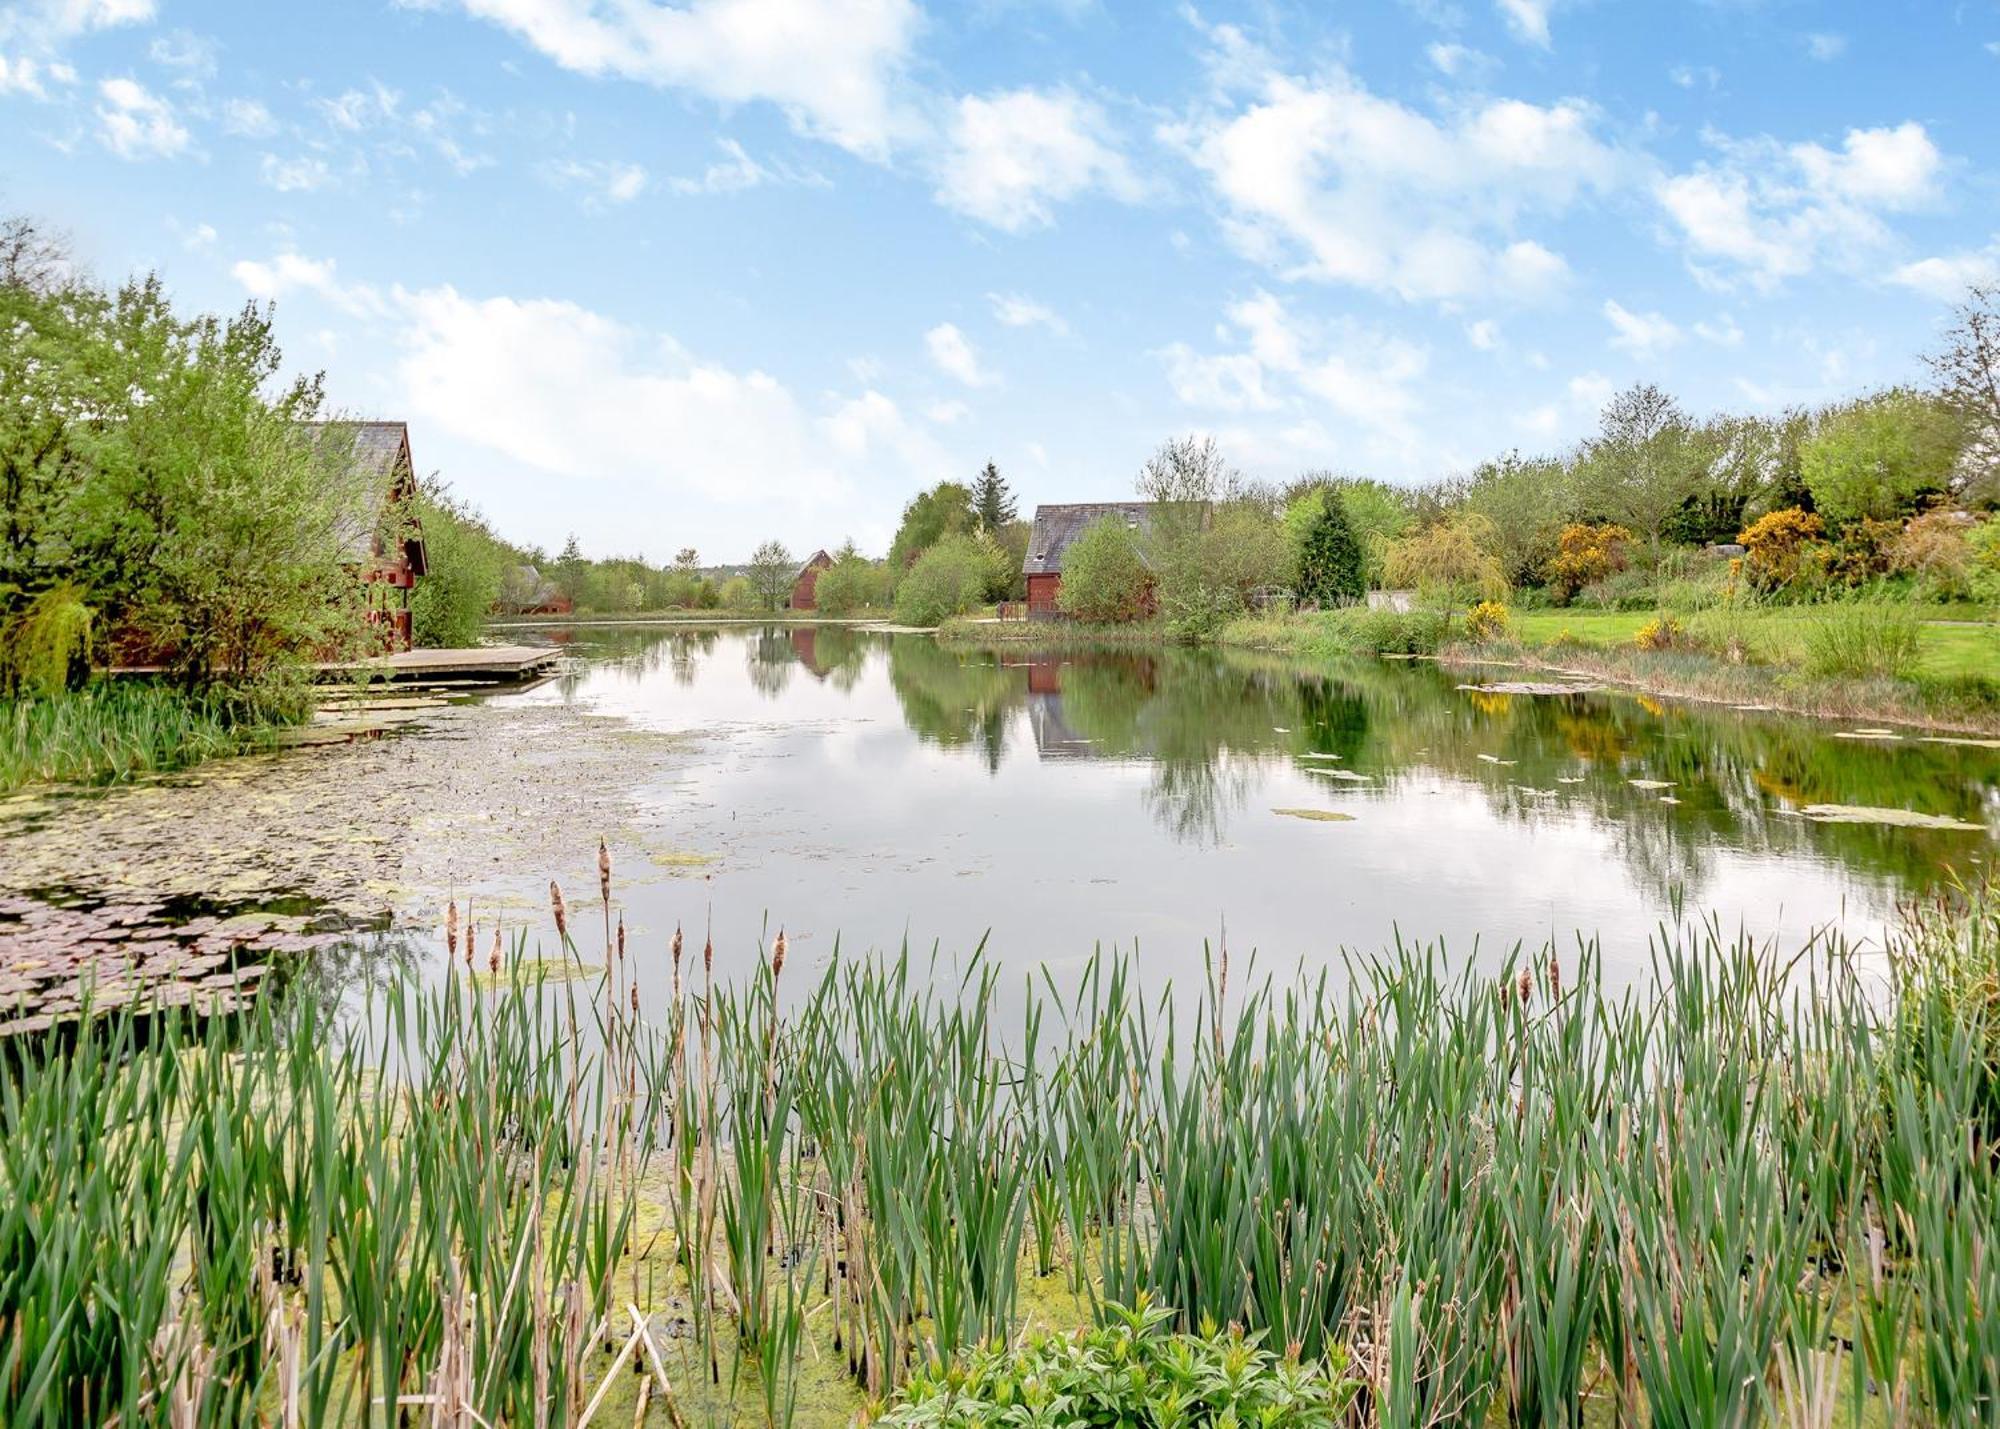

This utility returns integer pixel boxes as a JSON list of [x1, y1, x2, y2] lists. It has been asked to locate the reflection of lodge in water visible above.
[[1025, 656, 1095, 759]]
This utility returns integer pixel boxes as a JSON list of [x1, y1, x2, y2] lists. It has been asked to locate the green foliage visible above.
[[811, 551, 888, 614], [1057, 516, 1152, 623], [408, 481, 509, 647], [747, 539, 797, 611], [894, 533, 1002, 626], [882, 1297, 1357, 1427], [1295, 490, 1365, 607], [0, 678, 307, 793], [970, 461, 1016, 532], [1460, 453, 1577, 586], [1803, 389, 1963, 525], [890, 481, 976, 571], [1, 582, 92, 697], [1799, 597, 1924, 679], [1383, 513, 1509, 605], [718, 574, 756, 610]]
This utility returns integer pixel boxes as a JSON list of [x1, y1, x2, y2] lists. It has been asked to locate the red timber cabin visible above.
[[1021, 503, 1157, 618], [317, 421, 428, 652], [787, 550, 834, 610]]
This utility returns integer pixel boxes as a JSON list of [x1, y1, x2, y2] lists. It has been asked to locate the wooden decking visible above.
[[326, 645, 561, 682]]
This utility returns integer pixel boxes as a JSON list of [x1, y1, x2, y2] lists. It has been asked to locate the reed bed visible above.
[[3, 861, 1999, 1427], [0, 681, 305, 794]]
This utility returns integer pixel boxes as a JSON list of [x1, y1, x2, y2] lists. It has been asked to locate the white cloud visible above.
[[1890, 242, 2000, 300], [924, 399, 969, 424], [221, 97, 277, 137], [924, 322, 994, 387], [664, 138, 822, 195], [1602, 299, 1681, 357], [546, 157, 649, 204], [1496, 0, 1554, 48], [0, 53, 50, 95], [1669, 64, 1719, 91], [1568, 371, 1614, 412], [392, 283, 947, 553], [230, 251, 385, 316], [935, 87, 1141, 231], [1804, 32, 1846, 62], [259, 153, 334, 192], [1654, 121, 1943, 287], [147, 29, 214, 75], [1517, 403, 1561, 436], [1693, 313, 1743, 346], [1167, 68, 1618, 302], [1426, 43, 1495, 80], [1160, 290, 1429, 456], [0, 0, 155, 44], [429, 0, 921, 160], [95, 76, 188, 159], [987, 292, 1068, 335], [1466, 318, 1501, 350], [317, 81, 400, 132]]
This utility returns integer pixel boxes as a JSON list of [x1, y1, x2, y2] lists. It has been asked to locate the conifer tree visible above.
[[972, 461, 1016, 531], [1297, 490, 1365, 606]]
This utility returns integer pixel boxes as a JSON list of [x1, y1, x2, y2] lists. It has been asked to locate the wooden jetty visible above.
[[324, 645, 561, 683]]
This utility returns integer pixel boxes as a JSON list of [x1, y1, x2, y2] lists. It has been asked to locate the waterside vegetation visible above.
[[6, 852, 2000, 1427]]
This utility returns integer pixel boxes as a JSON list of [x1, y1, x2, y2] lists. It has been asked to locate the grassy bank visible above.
[[7, 861, 2000, 1426], [0, 680, 311, 795]]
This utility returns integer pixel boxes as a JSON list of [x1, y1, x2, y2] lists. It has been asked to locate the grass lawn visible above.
[[1507, 607, 1999, 678]]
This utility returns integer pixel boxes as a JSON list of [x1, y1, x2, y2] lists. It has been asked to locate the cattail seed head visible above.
[[1545, 955, 1562, 997], [598, 838, 612, 905], [446, 900, 459, 959], [489, 934, 501, 977], [703, 936, 713, 976], [671, 925, 683, 967], [773, 929, 787, 981], [550, 881, 568, 941], [1517, 967, 1534, 1007], [617, 913, 626, 963], [630, 983, 639, 1014]]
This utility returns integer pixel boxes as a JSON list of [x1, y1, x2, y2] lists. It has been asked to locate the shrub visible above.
[[1634, 615, 1689, 651], [2, 583, 94, 697], [1971, 518, 2000, 603], [894, 534, 998, 627], [1802, 389, 1962, 524], [1382, 513, 1508, 606], [880, 1298, 1357, 1428], [1058, 517, 1152, 623], [1544, 522, 1633, 603], [718, 575, 755, 610], [1823, 516, 1901, 586], [1465, 600, 1511, 641], [1890, 509, 1974, 598], [1738, 507, 1825, 591], [1800, 599, 1924, 680], [812, 554, 887, 615]]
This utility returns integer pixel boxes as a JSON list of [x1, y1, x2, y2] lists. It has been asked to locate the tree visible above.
[[1544, 522, 1634, 603], [746, 539, 796, 611], [1295, 490, 1366, 607], [813, 551, 887, 614], [1058, 517, 1151, 622], [0, 214, 68, 296], [1576, 383, 1708, 546], [888, 481, 974, 570], [1137, 434, 1242, 636], [892, 533, 998, 626], [1801, 390, 1961, 525], [972, 461, 1017, 531], [410, 478, 512, 646], [1460, 453, 1575, 586], [553, 535, 587, 604], [1382, 513, 1508, 605], [673, 546, 701, 573], [1927, 284, 1999, 507]]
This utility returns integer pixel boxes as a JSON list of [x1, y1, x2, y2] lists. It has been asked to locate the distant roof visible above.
[[795, 549, 833, 580], [1022, 503, 1157, 575]]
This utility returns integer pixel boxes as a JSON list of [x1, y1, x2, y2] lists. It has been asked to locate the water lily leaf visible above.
[[1272, 808, 1355, 822], [1628, 779, 1674, 790], [1800, 804, 1985, 831]]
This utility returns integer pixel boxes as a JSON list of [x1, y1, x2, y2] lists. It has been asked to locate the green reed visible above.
[[3, 874, 2000, 1425]]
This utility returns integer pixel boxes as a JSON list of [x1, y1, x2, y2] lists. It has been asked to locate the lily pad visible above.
[[1799, 804, 1985, 831], [1628, 779, 1674, 790], [1272, 808, 1356, 822], [1476, 754, 1517, 766]]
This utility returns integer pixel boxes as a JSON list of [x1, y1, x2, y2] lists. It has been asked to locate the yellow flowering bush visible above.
[[1465, 600, 1512, 641]]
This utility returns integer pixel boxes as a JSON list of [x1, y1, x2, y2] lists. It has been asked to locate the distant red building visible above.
[[1021, 503, 1157, 618], [788, 549, 834, 610]]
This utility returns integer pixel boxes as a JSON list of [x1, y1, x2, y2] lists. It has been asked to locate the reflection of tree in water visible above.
[[885, 638, 1022, 774], [746, 626, 796, 699], [798, 626, 870, 693]]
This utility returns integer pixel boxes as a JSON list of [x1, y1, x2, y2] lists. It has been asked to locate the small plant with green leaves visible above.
[[879, 1295, 1358, 1427]]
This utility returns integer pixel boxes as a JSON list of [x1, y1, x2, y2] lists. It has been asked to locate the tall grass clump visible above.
[[1799, 596, 1925, 679], [5, 861, 2000, 1425], [0, 678, 310, 793]]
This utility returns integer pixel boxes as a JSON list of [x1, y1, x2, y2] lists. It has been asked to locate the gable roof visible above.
[[1022, 503, 1157, 576], [794, 549, 834, 580], [308, 421, 428, 576]]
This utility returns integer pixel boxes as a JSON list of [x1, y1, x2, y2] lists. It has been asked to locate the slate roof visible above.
[[307, 421, 427, 575], [794, 549, 833, 580], [1021, 503, 1158, 576]]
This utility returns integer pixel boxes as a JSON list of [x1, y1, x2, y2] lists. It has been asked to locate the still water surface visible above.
[[506, 624, 1996, 991]]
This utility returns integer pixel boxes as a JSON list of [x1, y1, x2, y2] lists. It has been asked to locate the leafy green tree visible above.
[[1574, 383, 1710, 547], [409, 479, 511, 646], [746, 539, 796, 611], [812, 550, 887, 614], [893, 533, 998, 626], [1296, 490, 1366, 606], [1926, 284, 1999, 508], [1460, 453, 1576, 585], [1382, 513, 1509, 605], [1803, 389, 1963, 525], [888, 481, 974, 570], [1137, 434, 1241, 637], [1057, 517, 1151, 622], [717, 574, 755, 610], [971, 461, 1017, 531], [553, 535, 587, 604]]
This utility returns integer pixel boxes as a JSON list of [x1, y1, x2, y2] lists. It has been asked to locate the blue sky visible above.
[[2, 0, 1996, 562]]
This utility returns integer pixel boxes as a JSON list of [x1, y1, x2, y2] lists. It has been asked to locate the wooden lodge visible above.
[[320, 421, 428, 652], [788, 549, 834, 610], [1021, 503, 1157, 617]]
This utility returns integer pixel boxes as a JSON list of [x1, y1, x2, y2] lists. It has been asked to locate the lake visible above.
[[2, 622, 1995, 1021]]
